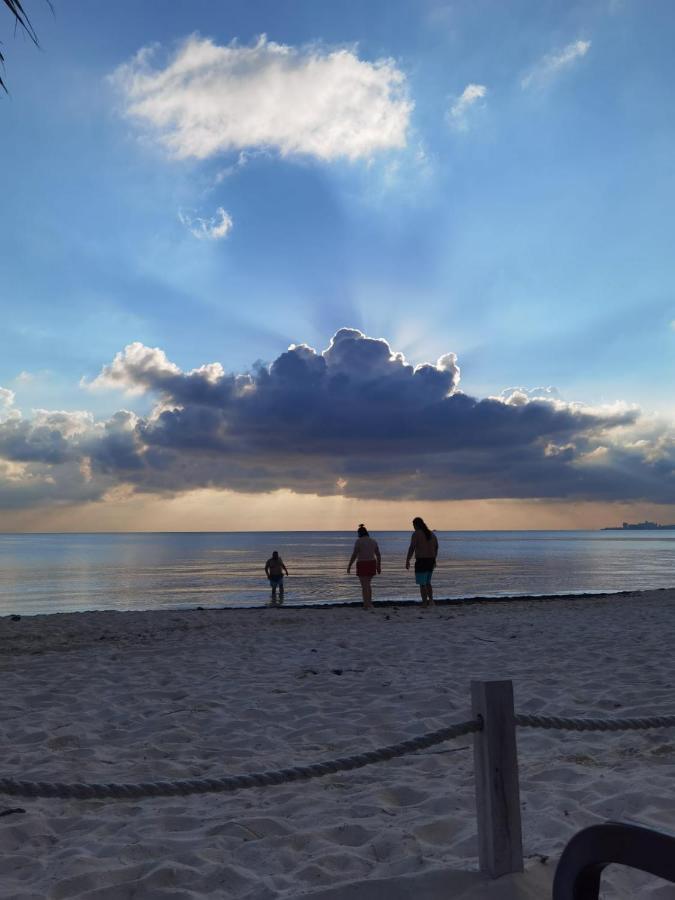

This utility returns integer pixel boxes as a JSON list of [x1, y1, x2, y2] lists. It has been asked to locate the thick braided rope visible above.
[[516, 713, 675, 732], [0, 718, 481, 801]]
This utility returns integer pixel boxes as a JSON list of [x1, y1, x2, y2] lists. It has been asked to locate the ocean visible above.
[[0, 530, 674, 616]]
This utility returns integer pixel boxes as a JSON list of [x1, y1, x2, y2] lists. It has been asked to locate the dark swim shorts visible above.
[[356, 560, 377, 578]]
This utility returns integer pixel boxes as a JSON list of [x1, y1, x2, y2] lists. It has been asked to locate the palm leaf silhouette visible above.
[[1, 0, 51, 93]]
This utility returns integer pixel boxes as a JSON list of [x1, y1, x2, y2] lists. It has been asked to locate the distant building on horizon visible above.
[[602, 520, 675, 530]]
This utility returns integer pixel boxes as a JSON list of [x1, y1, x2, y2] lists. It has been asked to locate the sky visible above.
[[1, 0, 675, 531]]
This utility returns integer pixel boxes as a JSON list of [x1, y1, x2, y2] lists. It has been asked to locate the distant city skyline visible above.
[[1, 0, 674, 531]]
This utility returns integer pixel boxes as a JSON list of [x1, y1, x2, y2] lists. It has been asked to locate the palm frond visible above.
[[1, 0, 52, 93], [4, 0, 40, 45]]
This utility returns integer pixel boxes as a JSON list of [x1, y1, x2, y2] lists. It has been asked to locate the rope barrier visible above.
[[0, 718, 481, 800], [3, 709, 675, 802], [516, 713, 675, 732]]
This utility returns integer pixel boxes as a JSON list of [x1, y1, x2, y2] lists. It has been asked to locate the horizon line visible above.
[[0, 527, 614, 535]]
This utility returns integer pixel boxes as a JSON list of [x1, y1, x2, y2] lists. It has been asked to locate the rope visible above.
[[516, 713, 675, 732], [6, 709, 675, 802], [0, 719, 481, 801]]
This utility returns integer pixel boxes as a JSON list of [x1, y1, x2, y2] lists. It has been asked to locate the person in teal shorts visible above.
[[405, 517, 439, 608]]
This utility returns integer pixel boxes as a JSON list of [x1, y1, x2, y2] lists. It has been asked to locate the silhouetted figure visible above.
[[265, 551, 289, 605], [406, 517, 438, 608], [347, 524, 381, 609]]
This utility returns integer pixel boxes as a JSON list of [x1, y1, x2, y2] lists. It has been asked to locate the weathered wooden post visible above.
[[471, 679, 524, 877]]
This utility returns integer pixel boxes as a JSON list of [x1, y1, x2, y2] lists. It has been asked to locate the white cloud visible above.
[[0, 387, 17, 423], [447, 83, 487, 131], [0, 459, 33, 483], [500, 386, 561, 406], [214, 149, 269, 182], [32, 410, 95, 438], [521, 39, 591, 90], [112, 34, 412, 162], [179, 207, 233, 240], [82, 342, 227, 396], [82, 342, 181, 395], [0, 387, 15, 408], [436, 352, 460, 375], [189, 362, 226, 384]]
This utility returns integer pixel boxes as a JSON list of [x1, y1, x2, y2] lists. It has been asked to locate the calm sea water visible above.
[[0, 531, 674, 616]]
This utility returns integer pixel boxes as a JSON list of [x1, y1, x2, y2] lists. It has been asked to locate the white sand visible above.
[[1, 590, 675, 899]]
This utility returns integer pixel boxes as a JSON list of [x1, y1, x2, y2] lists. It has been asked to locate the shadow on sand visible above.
[[301, 859, 553, 899]]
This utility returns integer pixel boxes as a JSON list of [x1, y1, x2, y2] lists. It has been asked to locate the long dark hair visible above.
[[357, 523, 369, 537], [412, 517, 432, 540]]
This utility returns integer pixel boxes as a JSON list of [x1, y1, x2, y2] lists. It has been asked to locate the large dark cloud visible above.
[[1, 328, 674, 509], [0, 419, 74, 465]]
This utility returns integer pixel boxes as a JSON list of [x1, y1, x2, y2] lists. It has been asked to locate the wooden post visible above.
[[471, 679, 524, 878]]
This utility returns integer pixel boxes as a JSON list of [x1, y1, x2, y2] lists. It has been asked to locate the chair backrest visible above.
[[553, 821, 675, 899]]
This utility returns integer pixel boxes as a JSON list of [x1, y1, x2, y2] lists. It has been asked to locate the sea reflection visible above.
[[0, 531, 673, 616]]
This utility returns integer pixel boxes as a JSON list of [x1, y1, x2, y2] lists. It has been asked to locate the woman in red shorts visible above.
[[347, 524, 381, 609]]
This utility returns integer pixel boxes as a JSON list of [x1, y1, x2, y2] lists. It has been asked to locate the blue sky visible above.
[[1, 0, 674, 529]]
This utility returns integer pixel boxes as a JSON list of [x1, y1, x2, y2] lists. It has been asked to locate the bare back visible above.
[[409, 530, 438, 559], [353, 536, 380, 561]]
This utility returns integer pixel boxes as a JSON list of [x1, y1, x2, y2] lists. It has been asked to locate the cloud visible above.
[[111, 35, 412, 162], [82, 342, 182, 395], [499, 386, 561, 406], [0, 417, 79, 466], [31, 409, 95, 438], [3, 328, 675, 510], [178, 207, 233, 240], [447, 83, 487, 131], [214, 149, 269, 183], [521, 40, 591, 90], [0, 387, 17, 423]]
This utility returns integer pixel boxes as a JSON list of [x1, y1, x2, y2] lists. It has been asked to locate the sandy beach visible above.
[[2, 590, 675, 899]]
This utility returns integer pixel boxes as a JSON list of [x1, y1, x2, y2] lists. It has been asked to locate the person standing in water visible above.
[[406, 517, 438, 608], [265, 551, 289, 605], [347, 524, 381, 609]]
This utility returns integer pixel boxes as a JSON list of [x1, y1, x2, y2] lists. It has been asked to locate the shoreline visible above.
[[3, 583, 672, 622]]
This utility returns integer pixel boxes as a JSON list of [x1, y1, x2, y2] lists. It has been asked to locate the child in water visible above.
[[264, 551, 289, 605]]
